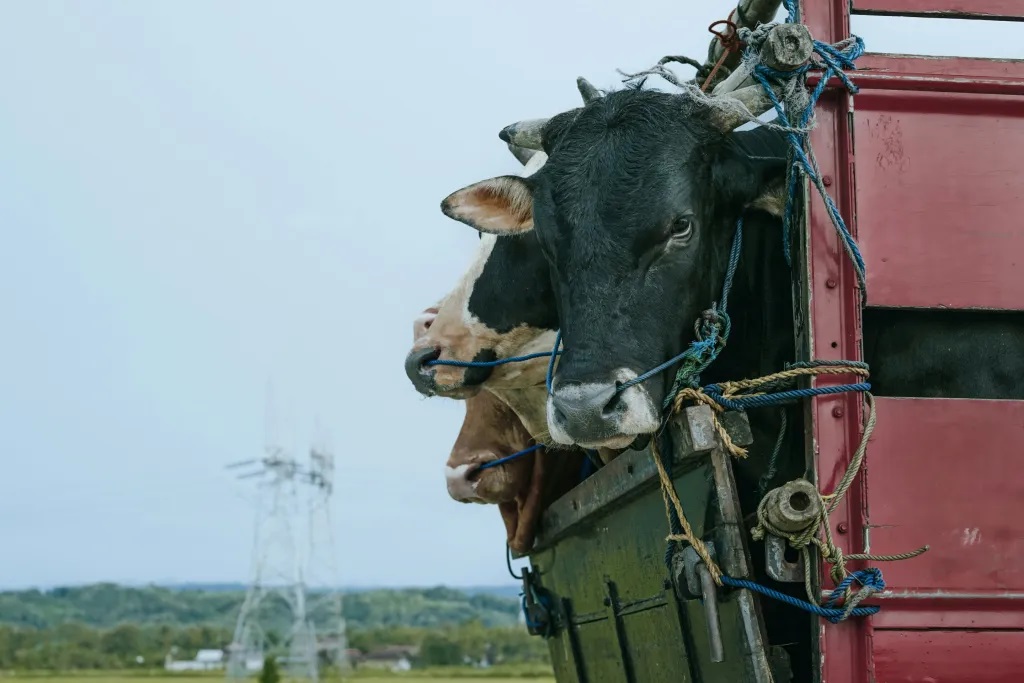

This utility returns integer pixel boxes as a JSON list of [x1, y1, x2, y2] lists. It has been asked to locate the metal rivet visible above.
[[837, 522, 849, 534], [832, 407, 844, 418], [823, 175, 833, 186], [826, 278, 837, 289]]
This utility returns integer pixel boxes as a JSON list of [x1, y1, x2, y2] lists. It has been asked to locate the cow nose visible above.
[[549, 382, 623, 435], [548, 378, 660, 447], [445, 463, 484, 503], [404, 345, 440, 395]]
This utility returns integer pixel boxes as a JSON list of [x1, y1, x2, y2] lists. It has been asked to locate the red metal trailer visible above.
[[802, 2, 1024, 681]]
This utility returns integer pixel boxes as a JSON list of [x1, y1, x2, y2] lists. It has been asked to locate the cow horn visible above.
[[576, 77, 602, 103], [507, 142, 538, 165], [498, 118, 549, 151], [708, 83, 778, 133]]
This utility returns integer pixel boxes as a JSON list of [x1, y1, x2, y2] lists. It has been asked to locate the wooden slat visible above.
[[854, 0, 1024, 20], [854, 88, 1024, 310]]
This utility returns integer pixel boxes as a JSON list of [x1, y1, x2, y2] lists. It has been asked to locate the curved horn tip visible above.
[[507, 142, 537, 165], [576, 76, 601, 103]]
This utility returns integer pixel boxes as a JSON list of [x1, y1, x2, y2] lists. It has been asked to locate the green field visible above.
[[0, 674, 554, 683]]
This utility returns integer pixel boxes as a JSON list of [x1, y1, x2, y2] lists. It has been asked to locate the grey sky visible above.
[[0, 2, 1018, 589]]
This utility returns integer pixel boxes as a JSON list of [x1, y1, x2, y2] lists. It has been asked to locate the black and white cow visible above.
[[431, 77, 1024, 681]]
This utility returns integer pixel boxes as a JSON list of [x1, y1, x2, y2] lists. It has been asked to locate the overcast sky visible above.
[[0, 2, 1019, 590]]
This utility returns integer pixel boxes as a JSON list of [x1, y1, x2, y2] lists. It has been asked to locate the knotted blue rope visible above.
[[740, 3, 867, 294], [720, 571, 881, 623]]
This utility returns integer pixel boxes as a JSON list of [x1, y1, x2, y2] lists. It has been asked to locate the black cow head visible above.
[[442, 87, 787, 449]]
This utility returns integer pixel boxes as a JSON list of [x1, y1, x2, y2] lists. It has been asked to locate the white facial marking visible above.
[[546, 368, 660, 449], [445, 463, 479, 502]]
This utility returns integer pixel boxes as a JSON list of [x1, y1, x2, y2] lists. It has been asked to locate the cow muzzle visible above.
[[546, 373, 661, 449], [405, 345, 441, 395]]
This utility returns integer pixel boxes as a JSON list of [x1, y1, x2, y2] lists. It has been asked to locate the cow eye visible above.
[[670, 216, 694, 240]]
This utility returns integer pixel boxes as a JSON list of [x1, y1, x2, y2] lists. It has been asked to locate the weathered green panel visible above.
[[524, 407, 779, 683]]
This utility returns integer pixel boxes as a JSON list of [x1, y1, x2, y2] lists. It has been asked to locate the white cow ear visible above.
[[441, 176, 534, 235]]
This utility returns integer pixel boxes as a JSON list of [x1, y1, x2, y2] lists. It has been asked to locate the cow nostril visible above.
[[418, 347, 441, 369], [601, 388, 624, 418]]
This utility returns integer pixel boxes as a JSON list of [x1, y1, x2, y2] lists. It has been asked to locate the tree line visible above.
[[0, 584, 520, 631], [0, 621, 551, 671]]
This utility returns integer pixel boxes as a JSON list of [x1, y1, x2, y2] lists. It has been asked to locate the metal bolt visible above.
[[826, 278, 837, 289], [837, 522, 849, 534], [823, 175, 833, 186], [832, 406, 844, 418]]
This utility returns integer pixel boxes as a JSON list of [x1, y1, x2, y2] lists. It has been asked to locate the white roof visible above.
[[195, 649, 224, 663]]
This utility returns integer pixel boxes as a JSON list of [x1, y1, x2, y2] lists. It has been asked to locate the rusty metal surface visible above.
[[765, 534, 803, 582], [853, 0, 1024, 21]]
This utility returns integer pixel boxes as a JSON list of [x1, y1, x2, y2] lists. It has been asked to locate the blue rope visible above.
[[704, 382, 871, 411], [477, 443, 543, 472], [720, 574, 880, 623], [743, 7, 867, 290], [427, 350, 560, 368], [545, 331, 562, 395]]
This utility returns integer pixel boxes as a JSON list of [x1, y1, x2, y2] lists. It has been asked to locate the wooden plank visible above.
[[853, 0, 1024, 20], [874, 631, 1024, 683], [865, 397, 1024, 595], [853, 88, 1024, 310]]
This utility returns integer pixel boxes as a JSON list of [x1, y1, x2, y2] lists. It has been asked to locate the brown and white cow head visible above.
[[404, 152, 557, 409], [446, 390, 585, 554], [415, 305, 582, 553]]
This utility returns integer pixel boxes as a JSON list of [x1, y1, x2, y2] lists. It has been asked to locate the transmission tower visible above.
[[304, 442, 350, 675], [226, 441, 343, 683]]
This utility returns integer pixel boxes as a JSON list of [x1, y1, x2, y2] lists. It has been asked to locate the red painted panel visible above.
[[866, 397, 1024, 592], [858, 54, 1024, 84], [874, 630, 1024, 683], [858, 54, 1024, 81], [854, 0, 1024, 20], [803, 2, 874, 682], [872, 594, 1024, 629], [854, 90, 1024, 310]]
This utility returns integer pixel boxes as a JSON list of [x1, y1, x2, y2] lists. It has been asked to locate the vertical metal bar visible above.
[[604, 579, 636, 682], [697, 565, 726, 663], [561, 598, 588, 683]]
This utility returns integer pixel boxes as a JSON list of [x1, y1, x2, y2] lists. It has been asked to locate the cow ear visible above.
[[711, 130, 788, 218], [441, 176, 534, 235]]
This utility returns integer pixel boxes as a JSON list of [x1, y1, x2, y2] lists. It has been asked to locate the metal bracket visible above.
[[676, 543, 725, 664], [762, 478, 821, 583], [521, 567, 554, 638], [765, 535, 804, 582]]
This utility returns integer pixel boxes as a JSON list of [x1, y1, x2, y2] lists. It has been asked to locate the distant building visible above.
[[164, 648, 226, 671], [355, 645, 417, 672]]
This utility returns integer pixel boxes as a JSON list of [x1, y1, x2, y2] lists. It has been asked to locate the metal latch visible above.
[[675, 542, 725, 663], [762, 478, 823, 582], [521, 567, 554, 638]]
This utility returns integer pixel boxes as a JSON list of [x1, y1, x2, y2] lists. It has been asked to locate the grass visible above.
[[0, 671, 555, 683]]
